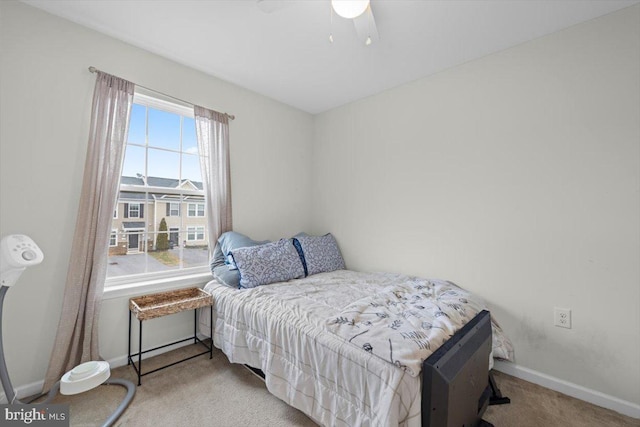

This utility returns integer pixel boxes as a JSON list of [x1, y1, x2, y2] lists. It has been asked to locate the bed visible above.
[[197, 258, 513, 426]]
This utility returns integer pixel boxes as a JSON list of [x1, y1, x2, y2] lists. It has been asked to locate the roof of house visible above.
[[118, 176, 204, 202], [120, 176, 203, 191]]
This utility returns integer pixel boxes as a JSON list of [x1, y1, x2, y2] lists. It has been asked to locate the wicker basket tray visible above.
[[129, 287, 213, 321]]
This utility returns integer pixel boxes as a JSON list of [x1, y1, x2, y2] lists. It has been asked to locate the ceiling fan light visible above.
[[331, 0, 370, 19]]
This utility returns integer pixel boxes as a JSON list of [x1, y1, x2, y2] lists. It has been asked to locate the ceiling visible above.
[[22, 0, 639, 114]]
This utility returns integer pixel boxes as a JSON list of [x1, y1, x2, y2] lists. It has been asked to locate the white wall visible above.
[[0, 1, 313, 391], [313, 6, 640, 406]]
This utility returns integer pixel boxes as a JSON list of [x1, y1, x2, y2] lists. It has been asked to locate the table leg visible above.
[[138, 319, 142, 386], [193, 310, 197, 345], [128, 311, 131, 365]]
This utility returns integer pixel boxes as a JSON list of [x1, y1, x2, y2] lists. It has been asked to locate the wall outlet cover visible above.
[[554, 307, 572, 329]]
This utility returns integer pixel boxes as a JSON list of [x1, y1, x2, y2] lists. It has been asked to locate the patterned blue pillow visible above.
[[293, 233, 345, 276], [209, 231, 270, 274], [230, 239, 305, 288]]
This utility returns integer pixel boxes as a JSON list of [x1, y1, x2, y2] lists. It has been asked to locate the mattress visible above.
[[198, 269, 512, 427]]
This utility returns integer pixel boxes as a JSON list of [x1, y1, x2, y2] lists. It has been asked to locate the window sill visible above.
[[102, 272, 213, 300]]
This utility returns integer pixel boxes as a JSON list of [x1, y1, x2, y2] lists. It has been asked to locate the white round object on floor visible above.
[[60, 361, 110, 395]]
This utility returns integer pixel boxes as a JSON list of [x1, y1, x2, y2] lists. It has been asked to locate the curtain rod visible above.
[[88, 66, 235, 121]]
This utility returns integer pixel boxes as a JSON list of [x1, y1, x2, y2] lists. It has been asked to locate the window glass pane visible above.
[[148, 148, 180, 180], [146, 205, 155, 247], [122, 145, 145, 179], [183, 117, 197, 154], [127, 104, 146, 146], [148, 108, 180, 151], [108, 93, 209, 284], [129, 203, 140, 218], [169, 202, 180, 216], [182, 153, 202, 182], [183, 243, 208, 267], [107, 253, 152, 277]]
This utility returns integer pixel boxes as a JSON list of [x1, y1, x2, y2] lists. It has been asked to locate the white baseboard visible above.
[[493, 360, 640, 419], [0, 379, 44, 404], [1, 334, 202, 404]]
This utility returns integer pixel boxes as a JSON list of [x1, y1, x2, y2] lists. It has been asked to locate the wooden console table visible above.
[[128, 287, 213, 385]]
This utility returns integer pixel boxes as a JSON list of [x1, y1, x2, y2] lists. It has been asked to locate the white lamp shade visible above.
[[331, 0, 370, 19], [60, 361, 110, 395]]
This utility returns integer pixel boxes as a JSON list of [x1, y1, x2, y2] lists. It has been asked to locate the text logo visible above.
[[1, 404, 69, 426]]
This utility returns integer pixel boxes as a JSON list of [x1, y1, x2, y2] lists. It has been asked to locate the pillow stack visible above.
[[210, 231, 345, 289], [209, 231, 269, 288]]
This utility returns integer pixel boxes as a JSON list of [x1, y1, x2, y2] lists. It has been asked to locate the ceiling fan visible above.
[[256, 0, 379, 46]]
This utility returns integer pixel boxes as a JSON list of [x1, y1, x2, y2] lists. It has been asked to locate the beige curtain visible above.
[[194, 106, 233, 252], [43, 72, 134, 391]]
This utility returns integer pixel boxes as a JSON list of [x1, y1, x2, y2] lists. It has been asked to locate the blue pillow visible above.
[[230, 239, 305, 288], [293, 233, 345, 276], [210, 243, 226, 269], [209, 231, 269, 273], [212, 265, 240, 288]]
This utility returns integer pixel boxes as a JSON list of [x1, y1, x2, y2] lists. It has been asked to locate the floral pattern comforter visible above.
[[325, 275, 513, 377]]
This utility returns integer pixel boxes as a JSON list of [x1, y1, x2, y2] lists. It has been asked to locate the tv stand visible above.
[[489, 371, 511, 405]]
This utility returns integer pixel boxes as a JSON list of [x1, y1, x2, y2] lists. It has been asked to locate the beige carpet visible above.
[[40, 343, 639, 427]]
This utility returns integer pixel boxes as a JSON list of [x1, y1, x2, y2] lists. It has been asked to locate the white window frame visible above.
[[187, 203, 205, 217], [104, 91, 211, 299], [128, 203, 141, 219], [169, 202, 180, 217], [109, 229, 118, 247], [187, 226, 205, 241]]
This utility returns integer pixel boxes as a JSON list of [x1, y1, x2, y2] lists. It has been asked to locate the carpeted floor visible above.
[[39, 343, 639, 427]]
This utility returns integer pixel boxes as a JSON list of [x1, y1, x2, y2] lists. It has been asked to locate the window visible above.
[[168, 202, 180, 217], [106, 92, 210, 286], [187, 226, 205, 241], [188, 203, 205, 217], [127, 203, 142, 219]]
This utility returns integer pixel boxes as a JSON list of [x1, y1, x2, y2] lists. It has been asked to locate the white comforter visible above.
[[199, 270, 513, 427]]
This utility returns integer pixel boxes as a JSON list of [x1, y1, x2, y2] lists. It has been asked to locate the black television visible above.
[[421, 309, 494, 427]]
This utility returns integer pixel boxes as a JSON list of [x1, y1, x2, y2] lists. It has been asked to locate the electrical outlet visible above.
[[554, 307, 571, 329]]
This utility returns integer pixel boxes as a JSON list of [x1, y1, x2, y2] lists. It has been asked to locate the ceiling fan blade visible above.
[[353, 5, 379, 44]]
